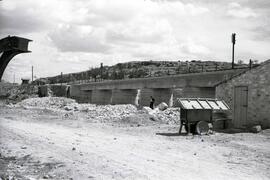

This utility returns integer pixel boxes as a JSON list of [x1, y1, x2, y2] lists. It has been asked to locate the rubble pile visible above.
[[155, 108, 180, 125], [17, 97, 180, 125], [0, 82, 17, 97], [86, 104, 139, 123], [141, 106, 180, 124], [6, 85, 38, 103], [17, 97, 76, 109]]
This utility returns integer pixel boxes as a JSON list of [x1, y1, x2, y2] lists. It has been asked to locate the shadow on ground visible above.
[[156, 132, 188, 136], [214, 128, 249, 134]]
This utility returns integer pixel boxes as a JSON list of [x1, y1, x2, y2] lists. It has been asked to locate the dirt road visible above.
[[1, 106, 270, 180]]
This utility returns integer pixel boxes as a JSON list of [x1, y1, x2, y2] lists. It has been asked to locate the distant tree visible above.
[[111, 70, 118, 80], [237, 60, 244, 64], [90, 68, 100, 82], [176, 65, 181, 74], [103, 71, 109, 80], [253, 60, 259, 64]]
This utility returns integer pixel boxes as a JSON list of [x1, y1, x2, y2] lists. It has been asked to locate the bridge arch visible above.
[[0, 36, 32, 81]]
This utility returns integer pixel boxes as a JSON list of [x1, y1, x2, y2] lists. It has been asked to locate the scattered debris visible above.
[[251, 125, 262, 133], [157, 102, 168, 111]]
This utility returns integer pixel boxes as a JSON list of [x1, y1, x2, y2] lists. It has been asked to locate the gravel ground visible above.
[[0, 98, 270, 180]]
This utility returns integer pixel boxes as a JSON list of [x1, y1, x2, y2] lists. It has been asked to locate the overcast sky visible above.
[[0, 0, 269, 82]]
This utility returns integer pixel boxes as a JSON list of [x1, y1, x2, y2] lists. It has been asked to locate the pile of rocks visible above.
[[86, 104, 139, 123], [17, 97, 76, 109], [141, 106, 180, 125], [17, 97, 180, 125], [6, 85, 38, 103], [155, 108, 180, 125]]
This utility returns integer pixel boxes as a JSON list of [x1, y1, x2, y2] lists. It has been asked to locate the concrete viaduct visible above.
[[67, 68, 246, 106], [0, 36, 32, 81]]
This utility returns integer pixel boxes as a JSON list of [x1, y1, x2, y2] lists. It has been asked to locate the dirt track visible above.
[[1, 105, 270, 180]]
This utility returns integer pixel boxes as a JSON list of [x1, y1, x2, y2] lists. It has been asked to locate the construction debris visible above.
[[16, 97, 180, 125], [250, 125, 262, 133], [157, 102, 168, 111], [4, 85, 38, 103]]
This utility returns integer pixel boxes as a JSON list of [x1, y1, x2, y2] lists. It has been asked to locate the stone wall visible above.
[[216, 60, 270, 128]]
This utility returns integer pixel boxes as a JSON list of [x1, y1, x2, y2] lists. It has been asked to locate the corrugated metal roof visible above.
[[176, 98, 230, 110]]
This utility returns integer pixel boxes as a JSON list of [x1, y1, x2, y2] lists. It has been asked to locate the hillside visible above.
[[35, 60, 250, 84]]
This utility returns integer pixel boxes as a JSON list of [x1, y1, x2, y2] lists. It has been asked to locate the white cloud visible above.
[[49, 24, 111, 53], [1, 0, 270, 82], [227, 2, 258, 18], [181, 39, 211, 55]]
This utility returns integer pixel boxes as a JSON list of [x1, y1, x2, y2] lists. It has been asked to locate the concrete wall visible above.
[[39, 85, 68, 98], [69, 86, 215, 107], [139, 88, 172, 107], [91, 90, 112, 105], [50, 85, 68, 97], [79, 69, 245, 90], [38, 85, 48, 97], [111, 89, 137, 105], [70, 85, 82, 101], [78, 90, 92, 103], [66, 69, 243, 107], [216, 60, 270, 128]]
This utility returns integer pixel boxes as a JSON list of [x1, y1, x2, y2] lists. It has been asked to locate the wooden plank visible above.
[[233, 86, 248, 128]]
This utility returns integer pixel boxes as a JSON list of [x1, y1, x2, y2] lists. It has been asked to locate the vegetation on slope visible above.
[[35, 60, 250, 84]]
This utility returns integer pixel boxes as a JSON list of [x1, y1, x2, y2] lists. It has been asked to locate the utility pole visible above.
[[31, 66, 34, 82], [249, 59, 252, 69], [231, 33, 236, 69], [100, 62, 103, 81]]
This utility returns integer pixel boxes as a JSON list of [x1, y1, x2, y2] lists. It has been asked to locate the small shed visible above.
[[176, 98, 230, 134], [216, 59, 270, 129]]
